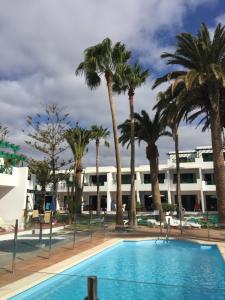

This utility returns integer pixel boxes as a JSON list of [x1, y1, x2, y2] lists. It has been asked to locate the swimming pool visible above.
[[10, 240, 225, 300]]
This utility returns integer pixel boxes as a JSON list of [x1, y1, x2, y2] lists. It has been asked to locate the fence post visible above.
[[179, 210, 183, 235], [89, 213, 93, 241], [102, 213, 106, 240], [39, 220, 43, 243], [73, 219, 76, 249], [48, 212, 53, 258], [84, 276, 99, 300], [12, 219, 18, 273], [166, 218, 170, 241], [207, 211, 210, 240], [159, 210, 162, 235]]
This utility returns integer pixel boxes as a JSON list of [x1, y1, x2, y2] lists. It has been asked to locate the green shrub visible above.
[[162, 203, 176, 213], [54, 211, 70, 224], [136, 201, 142, 211]]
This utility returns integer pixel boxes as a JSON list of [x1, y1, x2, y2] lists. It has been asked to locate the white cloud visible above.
[[0, 0, 216, 166]]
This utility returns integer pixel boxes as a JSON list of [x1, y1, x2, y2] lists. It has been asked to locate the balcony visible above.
[[0, 165, 13, 175], [143, 173, 165, 184], [0, 167, 16, 187]]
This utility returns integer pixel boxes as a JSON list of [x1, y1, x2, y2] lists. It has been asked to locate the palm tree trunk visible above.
[[209, 105, 225, 222], [128, 90, 136, 226], [96, 139, 101, 215], [106, 74, 123, 225], [75, 159, 83, 214], [174, 125, 182, 219], [147, 144, 164, 221], [70, 162, 76, 214], [222, 128, 225, 147]]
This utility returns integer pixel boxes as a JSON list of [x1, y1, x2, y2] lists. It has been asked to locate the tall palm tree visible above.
[[91, 125, 110, 215], [154, 91, 186, 219], [76, 38, 130, 225], [65, 126, 92, 214], [153, 23, 225, 222], [113, 63, 149, 226], [119, 110, 171, 221]]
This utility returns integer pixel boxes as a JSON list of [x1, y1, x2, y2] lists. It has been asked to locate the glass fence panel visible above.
[[16, 224, 51, 262], [6, 272, 225, 300], [1, 212, 225, 277], [0, 222, 15, 272]]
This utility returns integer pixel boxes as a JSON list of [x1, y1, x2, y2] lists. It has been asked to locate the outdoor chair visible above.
[[44, 211, 52, 224], [31, 210, 39, 223]]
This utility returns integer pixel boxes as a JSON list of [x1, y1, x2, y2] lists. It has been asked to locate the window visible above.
[[158, 173, 165, 183], [175, 195, 196, 211], [144, 174, 151, 184], [173, 173, 197, 183], [204, 173, 215, 185], [90, 175, 107, 186], [144, 173, 165, 183], [206, 195, 217, 211], [202, 153, 213, 162], [179, 157, 188, 163]]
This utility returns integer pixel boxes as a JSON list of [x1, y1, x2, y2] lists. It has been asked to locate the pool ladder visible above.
[[155, 220, 170, 243]]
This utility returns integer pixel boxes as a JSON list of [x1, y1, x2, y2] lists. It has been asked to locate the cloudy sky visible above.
[[0, 0, 224, 167]]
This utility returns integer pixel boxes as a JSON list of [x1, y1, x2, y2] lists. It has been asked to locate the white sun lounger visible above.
[[165, 216, 191, 228]]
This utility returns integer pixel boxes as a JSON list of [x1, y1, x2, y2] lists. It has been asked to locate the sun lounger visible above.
[[186, 221, 201, 228], [165, 216, 191, 228], [185, 217, 201, 228], [137, 218, 161, 226]]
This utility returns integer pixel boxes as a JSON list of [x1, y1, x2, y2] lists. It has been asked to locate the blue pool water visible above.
[[10, 240, 225, 300]]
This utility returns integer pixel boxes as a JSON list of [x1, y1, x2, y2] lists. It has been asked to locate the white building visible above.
[[56, 146, 222, 213], [0, 146, 222, 228], [0, 164, 36, 228]]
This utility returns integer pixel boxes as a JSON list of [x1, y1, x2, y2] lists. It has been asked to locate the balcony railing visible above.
[[0, 165, 13, 175]]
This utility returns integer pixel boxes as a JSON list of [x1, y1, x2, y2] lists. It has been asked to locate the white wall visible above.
[[0, 167, 28, 228]]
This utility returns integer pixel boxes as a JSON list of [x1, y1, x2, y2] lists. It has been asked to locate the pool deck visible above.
[[0, 229, 225, 299]]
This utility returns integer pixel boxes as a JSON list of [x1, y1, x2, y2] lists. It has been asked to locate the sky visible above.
[[0, 0, 224, 168]]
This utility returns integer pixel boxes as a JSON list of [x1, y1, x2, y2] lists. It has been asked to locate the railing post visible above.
[[84, 276, 99, 300], [73, 219, 76, 249], [166, 218, 170, 241], [179, 210, 183, 235], [39, 220, 43, 243], [159, 210, 162, 235], [12, 219, 18, 273], [102, 214, 106, 240], [89, 213, 93, 241], [49, 212, 53, 258], [207, 211, 210, 240]]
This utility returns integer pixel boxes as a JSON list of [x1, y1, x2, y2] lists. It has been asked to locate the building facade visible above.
[[56, 146, 223, 213], [0, 164, 36, 228]]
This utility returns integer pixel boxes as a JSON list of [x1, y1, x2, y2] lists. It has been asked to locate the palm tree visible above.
[[76, 38, 130, 225], [91, 125, 110, 215], [65, 126, 92, 214], [153, 23, 225, 222], [113, 63, 149, 226], [119, 110, 171, 221], [154, 91, 186, 219]]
